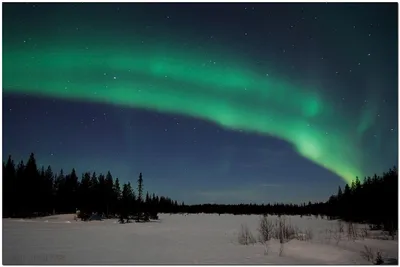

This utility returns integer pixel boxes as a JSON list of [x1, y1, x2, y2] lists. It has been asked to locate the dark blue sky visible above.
[[3, 3, 398, 204]]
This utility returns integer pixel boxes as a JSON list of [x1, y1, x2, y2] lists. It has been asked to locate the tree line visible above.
[[2, 153, 397, 231], [2, 153, 181, 220]]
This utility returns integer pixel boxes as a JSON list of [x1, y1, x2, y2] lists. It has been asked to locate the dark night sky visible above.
[[2, 3, 398, 204]]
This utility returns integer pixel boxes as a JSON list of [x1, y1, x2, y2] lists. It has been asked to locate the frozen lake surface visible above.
[[3, 213, 398, 264]]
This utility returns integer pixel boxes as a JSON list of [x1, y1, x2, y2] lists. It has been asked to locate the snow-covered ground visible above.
[[2, 213, 398, 264]]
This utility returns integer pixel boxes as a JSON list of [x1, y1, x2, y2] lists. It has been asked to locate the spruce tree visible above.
[[98, 174, 106, 215], [90, 172, 99, 213], [121, 184, 130, 222], [4, 155, 16, 217], [44, 166, 54, 214], [105, 171, 114, 217], [137, 173, 144, 221], [24, 153, 39, 215], [138, 173, 143, 204], [78, 172, 91, 219], [113, 178, 122, 216], [337, 186, 343, 200], [355, 177, 361, 191]]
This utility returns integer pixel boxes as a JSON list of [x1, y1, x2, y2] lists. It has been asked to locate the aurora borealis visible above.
[[3, 3, 398, 203]]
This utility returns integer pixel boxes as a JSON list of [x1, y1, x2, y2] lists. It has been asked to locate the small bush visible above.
[[149, 211, 159, 220], [78, 211, 91, 221], [296, 228, 313, 241], [279, 243, 284, 257], [383, 221, 396, 240], [359, 226, 369, 240], [118, 214, 125, 224], [238, 224, 256, 245], [361, 245, 374, 262], [375, 251, 384, 265], [360, 246, 384, 265], [258, 215, 274, 242], [337, 220, 344, 233], [273, 216, 297, 243], [347, 222, 357, 241], [331, 228, 341, 245], [369, 224, 382, 231], [306, 229, 313, 240], [143, 212, 150, 222]]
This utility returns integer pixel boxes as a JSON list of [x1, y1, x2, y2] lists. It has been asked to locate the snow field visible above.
[[2, 213, 398, 264]]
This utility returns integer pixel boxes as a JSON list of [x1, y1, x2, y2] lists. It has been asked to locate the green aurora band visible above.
[[3, 43, 364, 183]]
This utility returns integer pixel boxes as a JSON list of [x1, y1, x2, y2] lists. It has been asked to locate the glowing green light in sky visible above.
[[3, 43, 363, 183]]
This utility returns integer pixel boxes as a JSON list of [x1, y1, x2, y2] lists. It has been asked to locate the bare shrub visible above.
[[337, 220, 344, 234], [383, 221, 397, 241], [359, 226, 369, 240], [360, 246, 385, 265], [361, 245, 375, 262], [258, 215, 275, 243], [279, 243, 284, 257], [274, 216, 297, 243], [294, 229, 312, 242], [375, 251, 384, 265], [332, 229, 341, 245], [347, 221, 357, 241], [238, 224, 256, 245], [304, 228, 313, 241], [263, 242, 269, 255], [369, 224, 382, 230], [325, 228, 332, 243]]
